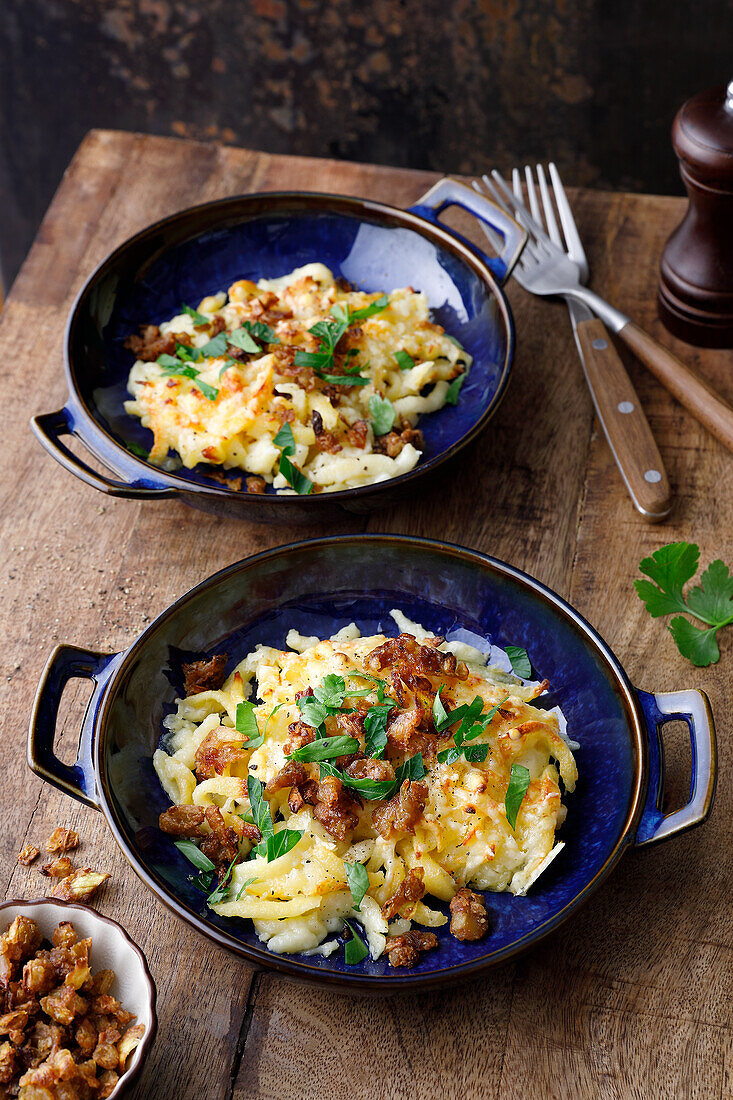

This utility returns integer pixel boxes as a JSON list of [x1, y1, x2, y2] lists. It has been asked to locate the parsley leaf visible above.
[[445, 333, 466, 352], [314, 674, 347, 707], [505, 764, 531, 829], [125, 441, 149, 459], [207, 855, 238, 904], [228, 328, 260, 354], [157, 354, 218, 401], [348, 294, 389, 321], [273, 422, 296, 455], [297, 694, 328, 729], [198, 332, 230, 359], [235, 876, 257, 901], [444, 372, 466, 405], [246, 775, 274, 842], [364, 704, 392, 758], [369, 395, 395, 437], [174, 839, 216, 872], [236, 701, 264, 748], [505, 645, 531, 679], [395, 752, 426, 782], [394, 350, 415, 371], [176, 342, 203, 363], [195, 379, 219, 401], [182, 303, 210, 325], [634, 542, 733, 666], [343, 919, 369, 965], [345, 862, 369, 910], [272, 423, 313, 495], [242, 320, 279, 344], [436, 696, 508, 763], [157, 353, 182, 369], [259, 830, 302, 861], [288, 735, 360, 762], [319, 761, 396, 800]]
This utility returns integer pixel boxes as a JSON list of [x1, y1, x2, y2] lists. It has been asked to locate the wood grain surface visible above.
[[0, 130, 731, 1100]]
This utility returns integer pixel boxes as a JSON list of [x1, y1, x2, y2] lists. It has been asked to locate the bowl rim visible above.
[[0, 896, 158, 1096], [62, 188, 515, 505], [92, 533, 647, 992]]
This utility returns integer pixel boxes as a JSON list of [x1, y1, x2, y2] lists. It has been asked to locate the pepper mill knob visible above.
[[658, 81, 733, 347]]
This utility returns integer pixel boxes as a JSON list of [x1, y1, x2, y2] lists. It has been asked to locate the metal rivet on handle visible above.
[[645, 470, 662, 483], [618, 401, 634, 414], [592, 338, 608, 350]]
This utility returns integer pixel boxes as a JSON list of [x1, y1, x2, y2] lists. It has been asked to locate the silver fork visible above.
[[476, 166, 733, 463], [474, 165, 671, 521]]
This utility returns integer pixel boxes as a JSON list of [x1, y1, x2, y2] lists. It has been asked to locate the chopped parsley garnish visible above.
[[319, 752, 425, 801], [125, 441, 149, 459], [228, 327, 260, 354], [272, 422, 313, 495], [444, 372, 466, 405], [293, 296, 387, 385], [394, 350, 415, 371], [182, 303, 210, 325], [207, 855, 238, 904], [343, 920, 369, 965], [157, 354, 219, 402], [198, 332, 230, 359], [174, 839, 216, 872], [175, 342, 204, 363], [395, 752, 426, 782], [504, 764, 531, 829], [235, 876, 257, 901], [634, 541, 733, 666], [288, 735, 360, 762], [369, 395, 396, 437], [345, 862, 369, 911], [241, 320, 279, 344], [246, 775, 303, 862], [236, 701, 264, 748], [363, 704, 392, 758], [505, 645, 531, 679], [435, 695, 508, 765]]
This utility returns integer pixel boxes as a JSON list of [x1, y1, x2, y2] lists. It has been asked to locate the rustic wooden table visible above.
[[1, 130, 731, 1100]]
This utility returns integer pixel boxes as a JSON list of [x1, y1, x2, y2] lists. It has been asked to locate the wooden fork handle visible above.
[[576, 318, 672, 520], [618, 322, 733, 452]]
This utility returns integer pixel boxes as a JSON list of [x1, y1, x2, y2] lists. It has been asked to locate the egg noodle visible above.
[[153, 613, 578, 964], [125, 264, 470, 494]]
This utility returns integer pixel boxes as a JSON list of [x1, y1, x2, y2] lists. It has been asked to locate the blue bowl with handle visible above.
[[30, 180, 525, 523], [27, 535, 717, 992]]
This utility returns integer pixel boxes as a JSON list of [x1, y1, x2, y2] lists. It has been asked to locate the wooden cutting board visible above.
[[0, 130, 731, 1100]]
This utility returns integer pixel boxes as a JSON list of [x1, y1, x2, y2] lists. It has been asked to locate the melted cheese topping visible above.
[[125, 264, 470, 493], [153, 614, 577, 959]]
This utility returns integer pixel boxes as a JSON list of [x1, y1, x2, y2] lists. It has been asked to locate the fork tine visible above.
[[489, 170, 553, 248], [523, 166, 542, 225], [537, 165, 562, 248], [470, 180, 504, 254], [481, 174, 542, 263], [548, 162, 587, 269]]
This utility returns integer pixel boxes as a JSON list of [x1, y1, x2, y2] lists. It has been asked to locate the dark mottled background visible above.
[[2, 0, 732, 287]]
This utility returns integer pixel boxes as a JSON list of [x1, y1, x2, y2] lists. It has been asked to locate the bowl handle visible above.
[[28, 644, 122, 811], [408, 177, 527, 285], [31, 409, 178, 499], [634, 688, 717, 846]]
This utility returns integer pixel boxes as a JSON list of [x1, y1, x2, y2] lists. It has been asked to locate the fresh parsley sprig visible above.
[[504, 764, 531, 829], [444, 372, 466, 405], [246, 775, 303, 862], [345, 862, 369, 910], [369, 396, 395, 437], [634, 541, 733, 666], [272, 422, 313, 495], [289, 735, 360, 762], [157, 353, 219, 402], [505, 646, 531, 679], [319, 752, 425, 800], [293, 296, 388, 385], [182, 303, 210, 325], [236, 701, 264, 749], [434, 694, 509, 765], [343, 919, 369, 965]]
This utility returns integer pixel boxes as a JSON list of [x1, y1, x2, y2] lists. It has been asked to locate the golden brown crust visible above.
[[44, 829, 79, 855], [0, 917, 143, 1096], [182, 653, 228, 696], [39, 857, 74, 879], [381, 868, 425, 921], [371, 780, 428, 839], [51, 870, 110, 902], [449, 887, 489, 942], [17, 846, 40, 867], [384, 929, 438, 968]]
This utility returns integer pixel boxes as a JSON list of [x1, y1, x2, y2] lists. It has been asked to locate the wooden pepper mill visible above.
[[658, 80, 733, 347]]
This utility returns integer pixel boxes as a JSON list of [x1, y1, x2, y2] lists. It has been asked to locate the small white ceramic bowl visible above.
[[0, 897, 157, 1098]]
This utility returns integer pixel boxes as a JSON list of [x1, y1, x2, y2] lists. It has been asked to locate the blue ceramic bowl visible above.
[[31, 181, 526, 523], [28, 536, 716, 992]]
